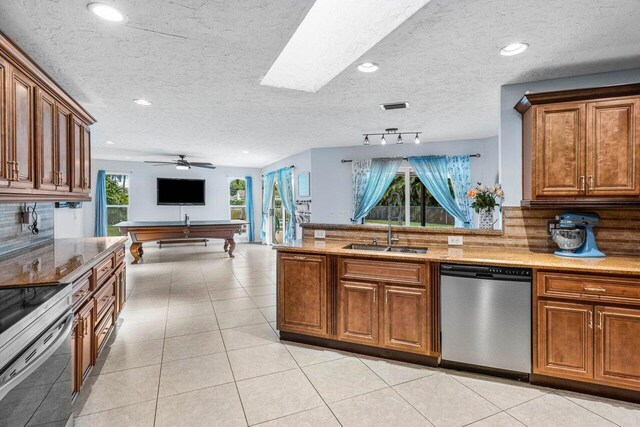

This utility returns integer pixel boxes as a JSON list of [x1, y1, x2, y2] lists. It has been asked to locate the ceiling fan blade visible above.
[[189, 162, 215, 166], [191, 164, 217, 169]]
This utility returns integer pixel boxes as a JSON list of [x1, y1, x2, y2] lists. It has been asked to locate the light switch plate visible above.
[[448, 235, 463, 246], [314, 230, 326, 239]]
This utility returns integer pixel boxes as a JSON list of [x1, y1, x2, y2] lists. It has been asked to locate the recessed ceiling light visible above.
[[357, 62, 379, 73], [105, 140, 114, 145], [500, 42, 528, 56], [242, 150, 249, 154], [133, 99, 152, 106], [87, 3, 126, 22]]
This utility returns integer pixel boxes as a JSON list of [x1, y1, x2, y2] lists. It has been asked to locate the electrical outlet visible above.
[[314, 230, 326, 239], [448, 236, 463, 246]]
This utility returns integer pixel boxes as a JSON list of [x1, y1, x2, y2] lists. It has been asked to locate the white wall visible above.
[[82, 160, 263, 239], [309, 137, 499, 224], [54, 207, 84, 238], [500, 68, 640, 206]]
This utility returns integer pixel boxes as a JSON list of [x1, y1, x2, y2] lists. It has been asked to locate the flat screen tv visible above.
[[157, 178, 205, 205]]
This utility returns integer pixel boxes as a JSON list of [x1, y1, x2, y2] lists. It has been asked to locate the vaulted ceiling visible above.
[[1, 0, 639, 167]]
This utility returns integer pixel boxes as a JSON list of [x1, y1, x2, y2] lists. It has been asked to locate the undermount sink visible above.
[[343, 244, 427, 254], [388, 246, 428, 254], [343, 244, 390, 251]]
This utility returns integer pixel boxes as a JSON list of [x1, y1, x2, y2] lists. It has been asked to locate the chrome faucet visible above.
[[387, 192, 402, 246]]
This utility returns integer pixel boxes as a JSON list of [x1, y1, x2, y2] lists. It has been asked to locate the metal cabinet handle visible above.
[[580, 176, 585, 191], [598, 311, 603, 330], [589, 176, 594, 191], [293, 256, 307, 260], [83, 318, 88, 337], [14, 161, 19, 181], [385, 289, 388, 305], [588, 310, 593, 329], [583, 287, 606, 292]]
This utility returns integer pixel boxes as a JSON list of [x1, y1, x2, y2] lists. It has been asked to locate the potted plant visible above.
[[467, 183, 504, 229]]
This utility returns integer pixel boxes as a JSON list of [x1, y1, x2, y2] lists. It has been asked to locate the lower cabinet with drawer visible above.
[[70, 244, 125, 397], [534, 270, 640, 393], [278, 252, 432, 360]]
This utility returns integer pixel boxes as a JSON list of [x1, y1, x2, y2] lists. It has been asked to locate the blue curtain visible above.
[[352, 158, 402, 223], [94, 170, 107, 237], [408, 156, 470, 228], [276, 167, 296, 242], [245, 176, 255, 242], [261, 172, 276, 243], [447, 155, 473, 228]]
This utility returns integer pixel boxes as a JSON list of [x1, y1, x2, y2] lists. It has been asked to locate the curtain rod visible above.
[[340, 154, 481, 163], [261, 165, 295, 177]]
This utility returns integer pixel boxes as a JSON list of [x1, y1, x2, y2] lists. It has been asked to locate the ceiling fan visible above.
[[144, 154, 216, 170]]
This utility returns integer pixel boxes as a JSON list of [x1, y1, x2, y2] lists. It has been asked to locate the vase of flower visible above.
[[467, 183, 504, 230], [478, 210, 494, 229]]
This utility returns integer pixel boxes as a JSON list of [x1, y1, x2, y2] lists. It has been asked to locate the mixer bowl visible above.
[[551, 228, 586, 252]]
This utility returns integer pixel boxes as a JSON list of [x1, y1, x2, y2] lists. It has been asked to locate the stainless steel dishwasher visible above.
[[440, 263, 532, 379]]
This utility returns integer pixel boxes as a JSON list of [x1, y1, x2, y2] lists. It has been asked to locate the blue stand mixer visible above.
[[548, 212, 605, 258]]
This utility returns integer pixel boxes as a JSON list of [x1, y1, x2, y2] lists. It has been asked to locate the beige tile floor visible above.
[[73, 243, 640, 427]]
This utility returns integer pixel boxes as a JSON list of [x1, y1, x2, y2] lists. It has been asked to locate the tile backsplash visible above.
[[0, 203, 54, 257]]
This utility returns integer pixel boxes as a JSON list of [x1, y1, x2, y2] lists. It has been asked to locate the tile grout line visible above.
[[210, 292, 251, 427], [151, 266, 171, 427]]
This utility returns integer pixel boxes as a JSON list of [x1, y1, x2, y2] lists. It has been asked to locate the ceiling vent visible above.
[[380, 102, 410, 111]]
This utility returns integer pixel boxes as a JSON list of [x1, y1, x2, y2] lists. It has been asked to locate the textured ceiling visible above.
[[0, 0, 639, 167]]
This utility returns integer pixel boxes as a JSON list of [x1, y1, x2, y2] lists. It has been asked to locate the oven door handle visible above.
[[0, 312, 73, 402]]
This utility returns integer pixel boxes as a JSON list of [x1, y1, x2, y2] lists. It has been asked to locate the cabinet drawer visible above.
[[537, 271, 640, 305], [340, 258, 427, 286], [114, 246, 125, 266], [95, 275, 116, 320], [94, 305, 114, 354], [92, 254, 114, 287], [72, 271, 92, 307]]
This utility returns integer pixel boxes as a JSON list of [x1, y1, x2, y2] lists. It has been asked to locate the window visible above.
[[106, 173, 129, 236], [365, 169, 454, 228], [229, 178, 247, 231]]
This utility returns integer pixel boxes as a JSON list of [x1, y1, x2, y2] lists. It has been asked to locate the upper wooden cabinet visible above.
[[0, 33, 95, 202], [516, 84, 640, 206]]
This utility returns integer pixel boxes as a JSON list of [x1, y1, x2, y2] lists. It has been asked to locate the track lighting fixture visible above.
[[361, 128, 421, 145]]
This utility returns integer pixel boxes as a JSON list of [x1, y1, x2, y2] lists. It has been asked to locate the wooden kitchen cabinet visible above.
[[0, 32, 95, 201], [55, 103, 71, 192], [594, 306, 640, 390], [516, 84, 640, 206], [277, 253, 328, 337], [36, 88, 57, 191], [8, 66, 36, 189], [586, 98, 640, 196], [536, 300, 593, 380], [78, 298, 95, 385], [337, 280, 379, 345], [382, 285, 428, 353]]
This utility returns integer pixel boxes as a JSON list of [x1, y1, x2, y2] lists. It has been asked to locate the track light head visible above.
[[363, 135, 370, 145], [380, 135, 387, 145], [396, 133, 403, 144], [414, 133, 420, 144]]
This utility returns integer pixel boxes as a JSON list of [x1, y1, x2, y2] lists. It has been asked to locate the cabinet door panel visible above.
[[9, 68, 35, 188], [79, 299, 95, 383], [36, 89, 56, 190], [587, 98, 640, 196], [56, 104, 71, 191], [0, 57, 9, 186], [277, 253, 328, 336], [82, 125, 91, 193], [535, 300, 593, 380], [535, 103, 586, 197], [337, 281, 378, 345], [71, 116, 83, 192], [595, 306, 640, 390], [383, 286, 428, 354]]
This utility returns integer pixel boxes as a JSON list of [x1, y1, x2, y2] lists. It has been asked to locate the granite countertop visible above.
[[275, 239, 640, 276], [0, 237, 128, 288]]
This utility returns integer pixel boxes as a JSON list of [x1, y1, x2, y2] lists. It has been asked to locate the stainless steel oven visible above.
[[0, 283, 73, 427]]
